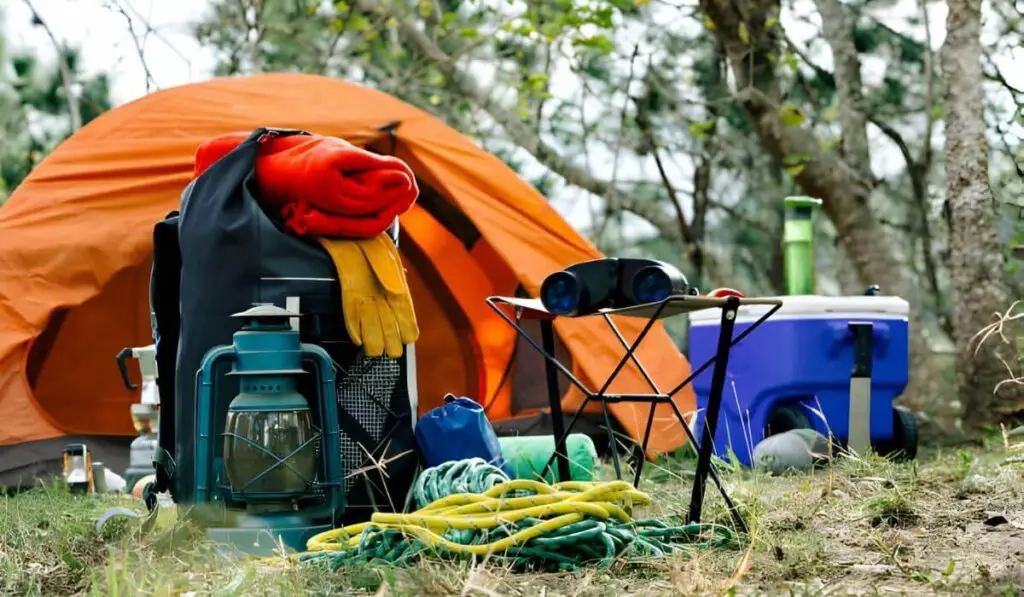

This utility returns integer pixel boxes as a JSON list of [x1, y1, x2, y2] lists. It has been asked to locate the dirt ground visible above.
[[721, 448, 1024, 596], [3, 438, 1024, 596]]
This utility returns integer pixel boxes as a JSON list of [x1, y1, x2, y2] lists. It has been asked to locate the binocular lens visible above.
[[633, 266, 673, 304], [541, 271, 582, 315]]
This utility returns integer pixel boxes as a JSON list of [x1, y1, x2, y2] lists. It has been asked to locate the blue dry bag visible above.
[[415, 394, 509, 474]]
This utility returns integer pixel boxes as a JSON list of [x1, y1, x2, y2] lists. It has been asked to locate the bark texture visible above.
[[941, 0, 1018, 428], [813, 0, 870, 179]]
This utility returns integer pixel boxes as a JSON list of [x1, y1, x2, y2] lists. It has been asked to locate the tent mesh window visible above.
[[334, 354, 400, 493]]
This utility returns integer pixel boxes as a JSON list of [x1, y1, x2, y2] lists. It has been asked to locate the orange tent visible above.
[[0, 73, 696, 487]]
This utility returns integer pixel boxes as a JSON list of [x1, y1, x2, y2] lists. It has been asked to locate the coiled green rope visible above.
[[413, 458, 510, 509], [293, 459, 739, 572]]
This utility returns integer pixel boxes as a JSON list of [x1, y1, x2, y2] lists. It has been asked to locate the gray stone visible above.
[[753, 429, 831, 475]]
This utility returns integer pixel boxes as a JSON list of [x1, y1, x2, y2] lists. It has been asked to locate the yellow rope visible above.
[[304, 480, 649, 554], [282, 476, 737, 572]]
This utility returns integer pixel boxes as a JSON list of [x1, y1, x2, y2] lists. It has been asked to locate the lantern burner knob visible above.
[[231, 303, 300, 331], [232, 303, 299, 319]]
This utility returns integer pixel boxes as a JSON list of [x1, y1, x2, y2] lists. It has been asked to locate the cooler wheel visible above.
[[765, 404, 811, 437], [874, 405, 918, 461]]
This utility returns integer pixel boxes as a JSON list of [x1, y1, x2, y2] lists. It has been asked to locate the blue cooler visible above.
[[688, 295, 910, 466]]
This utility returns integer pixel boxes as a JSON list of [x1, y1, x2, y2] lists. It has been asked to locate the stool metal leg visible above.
[[687, 296, 740, 525], [540, 319, 572, 482]]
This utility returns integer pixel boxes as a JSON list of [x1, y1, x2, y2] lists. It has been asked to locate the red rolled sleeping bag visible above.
[[192, 131, 419, 239]]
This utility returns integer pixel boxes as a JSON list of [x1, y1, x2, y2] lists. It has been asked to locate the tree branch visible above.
[[596, 43, 642, 246], [707, 198, 776, 236], [869, 117, 922, 200], [983, 53, 1024, 98], [918, 0, 936, 170], [22, 0, 81, 131], [633, 96, 697, 247], [106, 0, 157, 92]]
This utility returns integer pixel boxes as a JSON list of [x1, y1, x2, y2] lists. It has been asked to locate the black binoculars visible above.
[[539, 258, 691, 317]]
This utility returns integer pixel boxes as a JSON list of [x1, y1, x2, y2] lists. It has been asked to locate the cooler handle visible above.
[[827, 322, 890, 358]]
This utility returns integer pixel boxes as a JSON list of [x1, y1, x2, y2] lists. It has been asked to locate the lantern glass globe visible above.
[[223, 392, 317, 497]]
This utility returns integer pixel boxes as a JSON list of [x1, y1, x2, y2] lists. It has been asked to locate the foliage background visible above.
[[1, 0, 1022, 432]]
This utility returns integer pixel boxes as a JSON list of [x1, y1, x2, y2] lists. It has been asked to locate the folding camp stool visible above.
[[487, 294, 782, 532]]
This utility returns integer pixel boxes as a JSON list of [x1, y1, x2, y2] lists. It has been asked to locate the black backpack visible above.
[[150, 127, 418, 524]]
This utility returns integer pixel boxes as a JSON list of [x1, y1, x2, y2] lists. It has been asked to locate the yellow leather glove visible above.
[[317, 233, 419, 358]]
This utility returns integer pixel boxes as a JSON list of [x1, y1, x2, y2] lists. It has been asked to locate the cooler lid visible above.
[[689, 294, 909, 324]]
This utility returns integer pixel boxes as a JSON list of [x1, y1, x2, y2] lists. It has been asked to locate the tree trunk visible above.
[[813, 0, 881, 299], [813, 0, 870, 179], [699, 0, 946, 415], [941, 0, 1018, 429]]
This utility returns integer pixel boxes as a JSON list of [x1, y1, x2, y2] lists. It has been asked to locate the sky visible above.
[[3, 0, 214, 105], [11, 0, 1019, 107]]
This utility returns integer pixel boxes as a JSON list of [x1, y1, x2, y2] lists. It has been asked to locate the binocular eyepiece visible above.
[[539, 258, 690, 317]]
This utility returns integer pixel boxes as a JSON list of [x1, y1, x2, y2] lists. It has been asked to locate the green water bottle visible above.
[[783, 195, 823, 295]]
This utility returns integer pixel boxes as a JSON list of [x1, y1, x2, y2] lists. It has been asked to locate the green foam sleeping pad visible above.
[[498, 434, 599, 483]]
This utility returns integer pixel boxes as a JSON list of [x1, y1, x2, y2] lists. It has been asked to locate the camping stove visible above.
[[116, 344, 160, 488]]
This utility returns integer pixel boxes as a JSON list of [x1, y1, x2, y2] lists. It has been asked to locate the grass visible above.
[[4, 438, 1024, 596]]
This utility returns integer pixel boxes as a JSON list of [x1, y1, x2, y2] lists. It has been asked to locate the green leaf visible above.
[[780, 104, 807, 127], [350, 15, 371, 31], [782, 152, 813, 166], [738, 22, 750, 45], [526, 73, 549, 90], [782, 152, 813, 177], [703, 15, 716, 30], [782, 51, 800, 73], [503, 21, 535, 36], [457, 26, 480, 39], [572, 35, 615, 54], [687, 120, 716, 139], [822, 97, 840, 122], [930, 104, 944, 119], [585, 6, 616, 29], [539, 21, 563, 40], [819, 136, 840, 151], [426, 69, 446, 86]]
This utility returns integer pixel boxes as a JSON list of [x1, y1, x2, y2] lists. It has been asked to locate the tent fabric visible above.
[[0, 73, 697, 475]]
